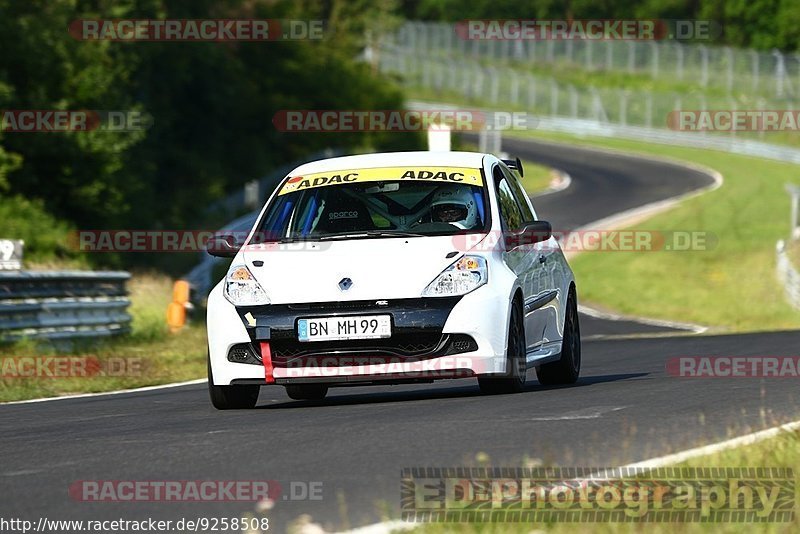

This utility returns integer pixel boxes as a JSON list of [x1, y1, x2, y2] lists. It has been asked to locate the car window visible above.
[[501, 165, 535, 222], [252, 166, 490, 241], [493, 166, 525, 231]]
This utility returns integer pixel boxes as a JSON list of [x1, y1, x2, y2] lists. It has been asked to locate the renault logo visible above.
[[338, 277, 353, 291]]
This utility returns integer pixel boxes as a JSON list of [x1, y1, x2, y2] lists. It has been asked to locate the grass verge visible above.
[[0, 273, 207, 402], [409, 427, 800, 533], [519, 159, 559, 194]]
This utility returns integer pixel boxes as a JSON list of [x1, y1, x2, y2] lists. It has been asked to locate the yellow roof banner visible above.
[[278, 166, 484, 196]]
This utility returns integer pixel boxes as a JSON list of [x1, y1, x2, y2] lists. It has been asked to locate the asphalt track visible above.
[[2, 139, 798, 533]]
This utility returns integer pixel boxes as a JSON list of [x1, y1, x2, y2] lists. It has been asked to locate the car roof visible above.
[[289, 151, 490, 176]]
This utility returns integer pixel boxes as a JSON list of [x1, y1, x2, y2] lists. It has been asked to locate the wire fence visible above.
[[380, 46, 799, 134], [392, 21, 800, 99], [377, 23, 800, 153]]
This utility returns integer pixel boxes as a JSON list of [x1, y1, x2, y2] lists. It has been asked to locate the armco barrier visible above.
[[0, 271, 132, 342]]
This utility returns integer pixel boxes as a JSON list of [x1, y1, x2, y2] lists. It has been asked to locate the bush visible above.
[[0, 195, 85, 267]]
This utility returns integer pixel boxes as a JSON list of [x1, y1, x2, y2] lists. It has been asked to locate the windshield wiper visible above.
[[251, 236, 315, 244], [318, 230, 426, 241]]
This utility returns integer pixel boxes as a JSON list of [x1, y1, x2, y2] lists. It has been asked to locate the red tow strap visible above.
[[260, 342, 275, 384]]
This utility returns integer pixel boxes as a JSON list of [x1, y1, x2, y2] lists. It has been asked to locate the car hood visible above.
[[241, 235, 483, 304]]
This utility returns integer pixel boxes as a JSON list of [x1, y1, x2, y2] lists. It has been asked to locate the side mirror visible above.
[[207, 234, 241, 258], [505, 220, 552, 250]]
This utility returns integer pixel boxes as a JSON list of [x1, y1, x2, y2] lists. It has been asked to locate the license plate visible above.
[[297, 315, 391, 342]]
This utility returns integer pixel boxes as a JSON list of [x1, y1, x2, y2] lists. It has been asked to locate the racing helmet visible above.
[[430, 187, 478, 229]]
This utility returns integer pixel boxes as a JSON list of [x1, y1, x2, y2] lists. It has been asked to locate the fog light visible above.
[[227, 344, 261, 365]]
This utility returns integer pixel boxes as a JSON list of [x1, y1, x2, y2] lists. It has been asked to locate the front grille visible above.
[[266, 333, 478, 367], [270, 332, 444, 361]]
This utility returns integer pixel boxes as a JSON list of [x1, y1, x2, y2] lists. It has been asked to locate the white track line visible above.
[[621, 419, 800, 470], [532, 169, 572, 198], [578, 303, 707, 334], [0, 378, 206, 406]]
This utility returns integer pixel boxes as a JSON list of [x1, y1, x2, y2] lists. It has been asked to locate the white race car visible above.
[[206, 151, 580, 408]]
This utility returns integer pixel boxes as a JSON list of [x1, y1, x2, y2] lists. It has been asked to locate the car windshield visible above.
[[251, 166, 489, 242]]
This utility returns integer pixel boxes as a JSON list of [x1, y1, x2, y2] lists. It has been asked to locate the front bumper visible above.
[[207, 282, 511, 386]]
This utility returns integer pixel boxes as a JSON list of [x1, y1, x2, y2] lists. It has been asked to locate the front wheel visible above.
[[536, 289, 581, 385], [208, 354, 260, 410], [478, 299, 526, 395]]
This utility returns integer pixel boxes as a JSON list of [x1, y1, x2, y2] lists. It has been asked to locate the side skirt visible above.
[[525, 341, 562, 369]]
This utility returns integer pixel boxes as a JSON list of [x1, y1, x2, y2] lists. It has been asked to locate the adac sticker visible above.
[[278, 166, 483, 195]]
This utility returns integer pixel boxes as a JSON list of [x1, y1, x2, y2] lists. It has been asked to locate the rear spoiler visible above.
[[502, 157, 524, 177]]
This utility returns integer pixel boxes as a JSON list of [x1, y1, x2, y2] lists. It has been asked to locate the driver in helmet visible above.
[[430, 187, 478, 229]]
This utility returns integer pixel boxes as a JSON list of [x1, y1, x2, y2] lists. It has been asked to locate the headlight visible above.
[[422, 256, 488, 297], [223, 265, 270, 306]]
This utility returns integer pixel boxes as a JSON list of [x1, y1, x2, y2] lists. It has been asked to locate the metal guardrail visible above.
[[406, 100, 800, 166], [0, 271, 132, 342]]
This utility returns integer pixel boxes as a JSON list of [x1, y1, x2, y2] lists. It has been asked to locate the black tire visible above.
[[208, 354, 260, 410], [536, 289, 581, 385], [478, 299, 526, 395], [285, 384, 329, 401]]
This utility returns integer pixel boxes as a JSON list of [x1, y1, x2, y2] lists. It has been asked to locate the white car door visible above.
[[493, 164, 549, 353], [503, 166, 564, 349]]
